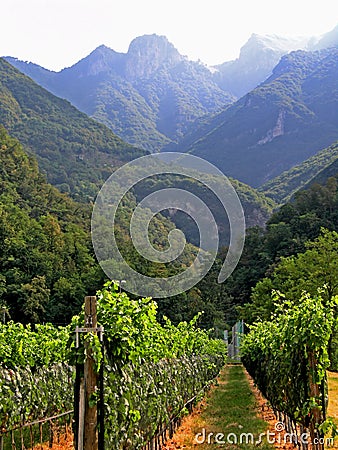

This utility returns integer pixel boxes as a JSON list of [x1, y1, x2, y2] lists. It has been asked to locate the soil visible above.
[[161, 368, 296, 449]]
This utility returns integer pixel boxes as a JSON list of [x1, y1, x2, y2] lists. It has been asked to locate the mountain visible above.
[[0, 56, 275, 235], [312, 24, 338, 50], [5, 35, 234, 153], [0, 57, 146, 201], [213, 33, 311, 98], [175, 48, 338, 188], [213, 25, 338, 99], [260, 141, 338, 203], [5, 27, 337, 155]]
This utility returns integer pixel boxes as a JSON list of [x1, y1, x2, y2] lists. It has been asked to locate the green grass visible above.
[[198, 365, 273, 449], [170, 364, 274, 449]]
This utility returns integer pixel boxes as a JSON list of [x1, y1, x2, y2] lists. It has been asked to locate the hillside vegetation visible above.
[[5, 35, 234, 153], [0, 128, 232, 329], [0, 126, 103, 323], [260, 141, 338, 203], [178, 48, 338, 188], [0, 57, 146, 201]]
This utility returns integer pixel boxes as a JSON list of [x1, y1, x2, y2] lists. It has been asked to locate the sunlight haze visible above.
[[1, 0, 337, 70]]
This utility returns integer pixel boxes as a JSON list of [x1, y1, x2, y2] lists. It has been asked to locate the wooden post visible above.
[[77, 380, 85, 450], [308, 350, 324, 450], [84, 296, 98, 450]]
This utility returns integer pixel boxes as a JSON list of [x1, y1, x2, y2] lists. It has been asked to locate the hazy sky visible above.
[[1, 0, 337, 71]]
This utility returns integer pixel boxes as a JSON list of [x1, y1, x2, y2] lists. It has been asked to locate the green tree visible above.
[[240, 229, 338, 324], [21, 276, 50, 323]]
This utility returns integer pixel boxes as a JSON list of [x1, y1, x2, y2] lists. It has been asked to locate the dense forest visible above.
[[0, 119, 337, 339], [0, 126, 105, 323], [0, 127, 208, 324], [191, 172, 338, 331]]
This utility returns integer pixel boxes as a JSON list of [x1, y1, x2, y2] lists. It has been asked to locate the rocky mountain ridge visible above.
[[5, 26, 337, 153], [5, 35, 233, 152], [176, 48, 338, 187]]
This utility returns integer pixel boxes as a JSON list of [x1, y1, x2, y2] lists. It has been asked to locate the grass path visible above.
[[163, 364, 274, 449]]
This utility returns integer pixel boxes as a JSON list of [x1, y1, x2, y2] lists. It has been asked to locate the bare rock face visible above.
[[125, 34, 183, 80], [258, 110, 285, 145]]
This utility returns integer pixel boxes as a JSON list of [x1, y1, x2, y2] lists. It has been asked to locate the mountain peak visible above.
[[125, 34, 183, 80], [127, 34, 179, 56], [64, 44, 123, 77], [241, 33, 310, 56], [312, 24, 338, 50]]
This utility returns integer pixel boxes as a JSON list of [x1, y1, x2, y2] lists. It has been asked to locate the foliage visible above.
[[224, 176, 338, 317], [0, 280, 225, 446], [241, 293, 337, 434], [103, 355, 223, 448], [240, 229, 338, 324], [0, 58, 146, 202], [0, 321, 70, 369], [239, 229, 338, 373], [180, 48, 338, 188], [0, 363, 73, 432], [71, 282, 226, 448], [0, 322, 73, 433], [72, 281, 227, 365], [0, 127, 105, 324]]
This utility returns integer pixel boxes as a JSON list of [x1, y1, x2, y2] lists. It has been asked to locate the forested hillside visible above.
[[229, 174, 338, 312], [177, 48, 338, 188], [133, 173, 275, 248], [0, 57, 146, 201], [260, 140, 338, 202], [0, 127, 233, 329], [5, 35, 234, 153], [0, 126, 103, 323]]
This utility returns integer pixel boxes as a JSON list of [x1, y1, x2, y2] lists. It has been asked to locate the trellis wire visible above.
[[0, 410, 73, 450]]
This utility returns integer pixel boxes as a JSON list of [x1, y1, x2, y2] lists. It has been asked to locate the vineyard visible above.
[[241, 292, 338, 449], [0, 282, 226, 449], [0, 285, 337, 449]]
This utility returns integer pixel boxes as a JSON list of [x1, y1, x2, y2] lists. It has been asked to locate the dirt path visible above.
[[162, 364, 275, 449]]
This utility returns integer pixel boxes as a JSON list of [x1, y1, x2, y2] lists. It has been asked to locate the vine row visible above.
[[241, 292, 338, 447]]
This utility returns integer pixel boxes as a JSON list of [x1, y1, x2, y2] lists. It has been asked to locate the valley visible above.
[[0, 20, 337, 450]]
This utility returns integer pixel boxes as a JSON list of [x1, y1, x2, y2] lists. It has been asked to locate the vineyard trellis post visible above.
[[74, 296, 104, 450], [308, 350, 325, 450], [84, 296, 98, 450]]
